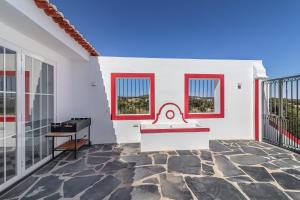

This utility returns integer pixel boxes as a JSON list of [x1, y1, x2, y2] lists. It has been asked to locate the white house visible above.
[[0, 0, 267, 191]]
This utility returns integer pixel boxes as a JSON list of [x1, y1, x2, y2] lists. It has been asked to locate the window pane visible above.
[[0, 47, 4, 92], [41, 95, 47, 126], [25, 94, 32, 132], [25, 131, 33, 169], [41, 127, 48, 159], [6, 93, 16, 115], [48, 95, 54, 124], [0, 93, 3, 139], [6, 136, 16, 181], [0, 139, 4, 184], [41, 63, 47, 93], [33, 129, 40, 164], [6, 75, 16, 92], [5, 49, 16, 71], [32, 58, 41, 93], [189, 79, 215, 113], [47, 65, 54, 94], [32, 94, 40, 129], [116, 78, 150, 115]]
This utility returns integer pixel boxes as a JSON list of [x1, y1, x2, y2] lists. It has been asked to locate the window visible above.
[[25, 55, 54, 169], [111, 73, 155, 120], [184, 74, 224, 118]]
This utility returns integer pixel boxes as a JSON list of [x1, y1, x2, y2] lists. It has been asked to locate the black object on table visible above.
[[46, 118, 91, 159]]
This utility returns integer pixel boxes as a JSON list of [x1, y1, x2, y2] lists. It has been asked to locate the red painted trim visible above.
[[152, 102, 188, 124], [184, 74, 225, 118], [166, 110, 175, 120], [255, 79, 260, 141], [111, 73, 155, 120], [0, 116, 16, 122], [140, 127, 210, 134]]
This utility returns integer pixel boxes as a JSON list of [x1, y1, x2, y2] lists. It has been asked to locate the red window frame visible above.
[[184, 74, 224, 118], [111, 73, 155, 120]]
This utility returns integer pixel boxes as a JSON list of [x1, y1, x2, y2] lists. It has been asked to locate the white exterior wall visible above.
[[99, 57, 261, 145]]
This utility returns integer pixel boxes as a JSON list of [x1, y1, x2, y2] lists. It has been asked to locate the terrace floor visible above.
[[2, 140, 300, 200]]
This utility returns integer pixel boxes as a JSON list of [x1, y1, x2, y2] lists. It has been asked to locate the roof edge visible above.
[[34, 0, 99, 56]]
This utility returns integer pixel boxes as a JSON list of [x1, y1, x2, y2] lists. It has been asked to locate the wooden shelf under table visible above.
[[55, 139, 88, 151]]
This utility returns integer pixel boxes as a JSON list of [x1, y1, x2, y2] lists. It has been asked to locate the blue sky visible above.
[[52, 0, 300, 78]]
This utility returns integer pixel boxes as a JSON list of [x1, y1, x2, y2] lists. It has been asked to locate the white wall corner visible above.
[[253, 60, 268, 79]]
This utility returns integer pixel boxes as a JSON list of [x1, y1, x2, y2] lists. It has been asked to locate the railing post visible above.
[[279, 80, 283, 147]]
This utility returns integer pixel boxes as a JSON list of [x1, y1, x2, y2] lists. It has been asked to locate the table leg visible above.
[[52, 136, 55, 159], [74, 134, 77, 159], [88, 125, 91, 146]]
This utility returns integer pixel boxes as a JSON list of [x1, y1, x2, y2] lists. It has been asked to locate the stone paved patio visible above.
[[2, 140, 300, 199]]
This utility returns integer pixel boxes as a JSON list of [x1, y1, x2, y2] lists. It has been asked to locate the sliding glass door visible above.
[[0, 39, 55, 190], [24, 55, 54, 170], [0, 46, 17, 185]]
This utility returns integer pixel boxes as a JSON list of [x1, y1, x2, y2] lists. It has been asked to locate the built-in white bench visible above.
[[140, 103, 210, 152]]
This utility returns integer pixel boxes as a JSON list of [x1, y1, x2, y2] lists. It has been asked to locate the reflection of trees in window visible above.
[[117, 78, 150, 115]]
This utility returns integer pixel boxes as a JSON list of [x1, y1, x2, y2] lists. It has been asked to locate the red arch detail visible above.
[[152, 102, 188, 124]]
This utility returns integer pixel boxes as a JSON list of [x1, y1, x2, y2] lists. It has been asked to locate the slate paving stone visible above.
[[121, 155, 152, 166], [115, 168, 135, 184], [286, 192, 300, 200], [176, 150, 193, 155], [168, 156, 201, 175], [238, 183, 290, 200], [282, 158, 300, 167], [143, 177, 159, 184], [89, 151, 120, 157], [218, 150, 244, 155], [102, 144, 115, 151], [94, 164, 104, 171], [153, 154, 167, 164], [271, 153, 293, 159], [185, 176, 246, 200], [230, 154, 268, 165], [272, 160, 295, 168], [263, 149, 280, 155], [44, 192, 62, 200], [134, 165, 166, 181], [74, 168, 96, 176], [80, 175, 121, 200], [226, 176, 253, 182], [87, 156, 111, 165], [270, 147, 289, 154], [239, 166, 274, 182], [0, 176, 39, 199], [200, 150, 213, 161], [167, 151, 177, 155], [283, 168, 300, 178], [101, 160, 129, 173], [35, 161, 58, 175], [261, 162, 280, 170], [120, 143, 140, 154], [191, 150, 200, 155], [214, 155, 244, 177], [109, 185, 160, 200], [63, 175, 103, 198], [241, 146, 268, 156], [201, 163, 214, 176], [52, 159, 87, 174], [271, 172, 300, 190], [209, 140, 230, 152], [160, 173, 193, 200], [22, 175, 63, 200]]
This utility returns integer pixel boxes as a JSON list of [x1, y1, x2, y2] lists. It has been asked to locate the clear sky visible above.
[[51, 0, 300, 78]]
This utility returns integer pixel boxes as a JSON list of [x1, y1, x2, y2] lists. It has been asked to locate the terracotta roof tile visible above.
[[34, 0, 99, 56]]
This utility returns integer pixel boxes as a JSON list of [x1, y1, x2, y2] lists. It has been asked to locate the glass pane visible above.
[[0, 139, 4, 184], [41, 95, 47, 126], [6, 75, 16, 92], [25, 131, 33, 169], [0, 47, 4, 92], [6, 93, 16, 115], [189, 79, 215, 113], [32, 58, 41, 93], [25, 94, 32, 132], [0, 93, 3, 139], [41, 63, 47, 93], [47, 126, 52, 156], [6, 136, 16, 181], [41, 127, 47, 159], [116, 78, 150, 115], [48, 95, 54, 124], [33, 129, 40, 164], [47, 65, 54, 94], [5, 49, 16, 71], [32, 94, 40, 129]]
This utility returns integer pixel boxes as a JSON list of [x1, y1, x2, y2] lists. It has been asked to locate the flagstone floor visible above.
[[2, 140, 300, 200]]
